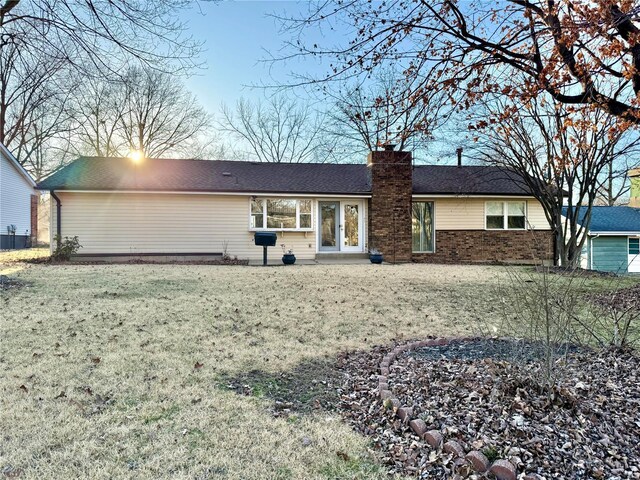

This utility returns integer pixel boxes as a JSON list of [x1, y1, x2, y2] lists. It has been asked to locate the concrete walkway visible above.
[[248, 257, 373, 266]]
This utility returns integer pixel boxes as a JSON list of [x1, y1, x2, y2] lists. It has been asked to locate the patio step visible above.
[[315, 253, 369, 260]]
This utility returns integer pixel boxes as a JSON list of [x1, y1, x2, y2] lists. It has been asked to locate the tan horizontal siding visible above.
[[525, 200, 550, 230], [48, 192, 547, 258], [51, 192, 317, 259], [414, 197, 551, 230]]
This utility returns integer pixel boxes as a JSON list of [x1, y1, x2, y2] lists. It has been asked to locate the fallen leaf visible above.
[[336, 451, 350, 461]]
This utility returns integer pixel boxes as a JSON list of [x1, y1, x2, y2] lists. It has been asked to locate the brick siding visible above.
[[412, 229, 554, 264], [30, 194, 38, 245], [367, 150, 413, 263]]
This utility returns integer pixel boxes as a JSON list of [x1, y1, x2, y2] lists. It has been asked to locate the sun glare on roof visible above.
[[128, 150, 144, 164]]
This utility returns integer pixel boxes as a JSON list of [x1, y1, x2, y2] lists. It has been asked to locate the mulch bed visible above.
[[534, 266, 618, 277], [590, 284, 640, 312], [337, 339, 640, 479]]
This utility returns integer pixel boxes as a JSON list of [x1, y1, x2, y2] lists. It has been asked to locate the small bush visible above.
[[483, 265, 640, 397], [52, 235, 82, 260]]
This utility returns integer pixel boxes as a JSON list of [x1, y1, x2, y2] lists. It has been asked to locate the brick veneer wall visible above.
[[412, 229, 554, 264], [30, 194, 38, 246], [368, 150, 413, 263]]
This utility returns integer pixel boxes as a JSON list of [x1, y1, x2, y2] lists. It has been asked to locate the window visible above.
[[299, 200, 312, 229], [250, 199, 263, 229], [486, 201, 526, 230], [486, 202, 504, 229], [250, 198, 313, 231], [267, 199, 297, 229], [507, 202, 526, 229], [630, 238, 640, 255], [412, 202, 435, 252]]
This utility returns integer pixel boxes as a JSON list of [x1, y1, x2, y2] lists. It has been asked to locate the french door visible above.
[[318, 200, 363, 252]]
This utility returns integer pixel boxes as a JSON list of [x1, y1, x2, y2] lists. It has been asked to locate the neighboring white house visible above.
[[0, 143, 37, 249]]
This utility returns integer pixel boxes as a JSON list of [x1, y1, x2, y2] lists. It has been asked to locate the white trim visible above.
[[315, 199, 366, 254], [411, 200, 436, 253], [41, 189, 371, 198], [589, 231, 640, 236], [484, 200, 527, 231], [340, 200, 365, 252], [45, 190, 536, 199], [629, 237, 640, 273], [412, 194, 537, 199], [248, 197, 315, 232], [0, 143, 36, 187]]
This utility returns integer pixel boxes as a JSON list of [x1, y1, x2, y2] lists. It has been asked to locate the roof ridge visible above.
[[76, 156, 370, 166]]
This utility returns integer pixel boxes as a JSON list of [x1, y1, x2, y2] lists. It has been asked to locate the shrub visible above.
[[491, 266, 579, 393], [482, 265, 640, 397], [52, 235, 82, 260], [581, 286, 640, 350]]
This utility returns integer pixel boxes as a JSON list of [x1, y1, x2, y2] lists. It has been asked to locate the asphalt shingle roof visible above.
[[563, 206, 640, 233], [37, 156, 534, 196]]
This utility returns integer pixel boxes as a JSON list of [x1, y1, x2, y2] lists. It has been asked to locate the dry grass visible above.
[[0, 248, 49, 275], [1, 262, 635, 479]]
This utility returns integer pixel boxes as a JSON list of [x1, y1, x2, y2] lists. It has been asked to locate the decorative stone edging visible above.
[[377, 337, 524, 480]]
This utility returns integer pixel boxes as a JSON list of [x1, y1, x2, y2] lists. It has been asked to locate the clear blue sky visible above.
[[182, 1, 332, 112], [179, 1, 459, 164]]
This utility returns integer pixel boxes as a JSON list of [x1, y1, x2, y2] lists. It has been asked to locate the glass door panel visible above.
[[319, 201, 339, 251], [341, 202, 361, 252]]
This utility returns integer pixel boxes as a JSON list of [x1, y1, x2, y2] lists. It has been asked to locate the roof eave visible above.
[[36, 187, 372, 196], [589, 231, 640, 236]]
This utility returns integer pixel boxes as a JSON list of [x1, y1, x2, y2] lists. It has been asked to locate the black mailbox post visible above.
[[254, 232, 277, 266]]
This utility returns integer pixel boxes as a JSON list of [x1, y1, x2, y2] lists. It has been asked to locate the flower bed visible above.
[[338, 337, 640, 479]]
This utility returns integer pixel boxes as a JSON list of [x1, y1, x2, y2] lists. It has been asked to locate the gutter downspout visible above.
[[50, 190, 61, 247]]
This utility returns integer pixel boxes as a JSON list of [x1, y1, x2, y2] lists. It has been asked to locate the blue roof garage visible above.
[[565, 206, 640, 274]]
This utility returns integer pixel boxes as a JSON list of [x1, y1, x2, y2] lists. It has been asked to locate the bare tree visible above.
[[0, 1, 202, 74], [67, 75, 127, 158], [69, 66, 213, 159], [280, 1, 640, 127], [218, 95, 329, 163], [0, 0, 204, 176], [596, 150, 640, 206], [325, 70, 447, 158], [478, 96, 640, 267]]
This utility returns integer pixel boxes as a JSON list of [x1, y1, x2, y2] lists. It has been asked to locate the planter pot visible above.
[[370, 253, 383, 264], [282, 254, 296, 265]]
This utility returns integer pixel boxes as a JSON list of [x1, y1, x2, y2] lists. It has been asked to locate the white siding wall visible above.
[[424, 197, 550, 230], [0, 150, 34, 236], [51, 192, 318, 259], [49, 192, 550, 259]]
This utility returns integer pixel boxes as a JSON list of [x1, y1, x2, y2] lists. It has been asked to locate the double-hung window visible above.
[[486, 201, 527, 230], [250, 198, 313, 231], [630, 238, 640, 256]]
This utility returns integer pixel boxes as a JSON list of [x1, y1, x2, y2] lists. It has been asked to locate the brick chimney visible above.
[[630, 168, 640, 208], [367, 146, 413, 263]]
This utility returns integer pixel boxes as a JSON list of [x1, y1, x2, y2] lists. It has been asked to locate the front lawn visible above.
[[0, 261, 637, 479]]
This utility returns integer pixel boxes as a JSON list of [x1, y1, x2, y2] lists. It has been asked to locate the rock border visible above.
[[377, 337, 520, 480]]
